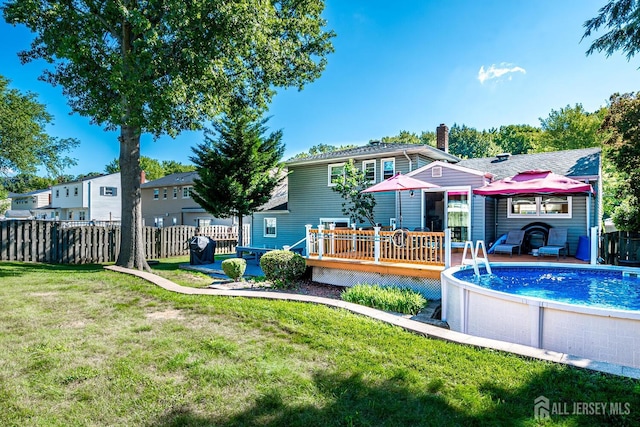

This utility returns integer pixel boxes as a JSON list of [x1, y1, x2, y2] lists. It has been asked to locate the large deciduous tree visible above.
[[448, 124, 498, 159], [600, 92, 640, 231], [190, 109, 285, 247], [536, 104, 607, 152], [494, 124, 541, 155], [0, 75, 78, 176], [3, 0, 334, 270]]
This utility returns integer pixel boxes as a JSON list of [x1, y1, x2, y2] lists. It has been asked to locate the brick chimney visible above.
[[436, 123, 449, 153], [140, 170, 146, 184]]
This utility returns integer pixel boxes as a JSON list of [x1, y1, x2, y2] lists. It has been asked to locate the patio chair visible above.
[[538, 228, 569, 260], [493, 230, 525, 257]]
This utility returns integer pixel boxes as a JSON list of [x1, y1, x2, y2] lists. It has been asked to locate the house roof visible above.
[[458, 148, 601, 180], [52, 172, 119, 187], [140, 171, 199, 188], [286, 143, 460, 166], [8, 188, 51, 198], [258, 175, 288, 211]]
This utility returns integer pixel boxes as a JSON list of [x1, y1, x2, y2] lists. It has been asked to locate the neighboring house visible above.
[[140, 172, 248, 227], [251, 125, 460, 249], [8, 189, 56, 219], [50, 173, 122, 222]]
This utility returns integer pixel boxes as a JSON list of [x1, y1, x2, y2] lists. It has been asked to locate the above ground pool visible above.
[[442, 262, 640, 370], [453, 266, 640, 311]]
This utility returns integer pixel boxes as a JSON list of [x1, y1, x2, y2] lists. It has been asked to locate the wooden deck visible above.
[[307, 250, 590, 280]]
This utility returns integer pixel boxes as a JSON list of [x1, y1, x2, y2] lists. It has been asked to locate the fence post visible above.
[[590, 226, 598, 265], [374, 226, 380, 264], [305, 224, 312, 256], [317, 224, 324, 260]]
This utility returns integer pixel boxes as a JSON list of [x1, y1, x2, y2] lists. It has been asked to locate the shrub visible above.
[[260, 250, 307, 289], [341, 284, 427, 315], [221, 258, 246, 281]]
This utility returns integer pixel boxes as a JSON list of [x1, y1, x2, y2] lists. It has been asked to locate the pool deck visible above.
[[106, 264, 640, 379]]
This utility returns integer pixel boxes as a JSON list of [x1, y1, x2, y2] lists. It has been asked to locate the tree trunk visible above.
[[116, 124, 149, 271], [237, 215, 244, 248]]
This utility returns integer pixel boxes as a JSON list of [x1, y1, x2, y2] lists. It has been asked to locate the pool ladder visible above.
[[461, 240, 492, 277]]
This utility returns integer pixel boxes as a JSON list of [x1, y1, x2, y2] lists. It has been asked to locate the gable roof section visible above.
[[140, 171, 199, 188], [286, 143, 460, 166], [458, 148, 601, 180], [407, 160, 491, 179], [8, 188, 51, 198]]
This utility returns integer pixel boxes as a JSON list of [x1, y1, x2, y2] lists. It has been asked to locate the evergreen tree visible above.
[[190, 110, 285, 246]]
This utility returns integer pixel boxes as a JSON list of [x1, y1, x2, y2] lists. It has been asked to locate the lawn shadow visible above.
[[148, 366, 639, 426], [0, 262, 104, 277]]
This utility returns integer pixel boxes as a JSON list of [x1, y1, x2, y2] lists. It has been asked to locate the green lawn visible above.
[[0, 260, 638, 426]]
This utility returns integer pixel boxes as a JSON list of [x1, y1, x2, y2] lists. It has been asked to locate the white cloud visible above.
[[478, 64, 526, 84]]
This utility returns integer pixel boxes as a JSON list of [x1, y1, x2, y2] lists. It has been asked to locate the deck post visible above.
[[329, 223, 336, 255], [305, 224, 312, 256], [445, 228, 452, 268], [351, 223, 356, 252], [374, 226, 381, 263], [317, 224, 324, 260]]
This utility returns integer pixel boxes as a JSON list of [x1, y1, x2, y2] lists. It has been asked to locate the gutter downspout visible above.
[[403, 151, 412, 172]]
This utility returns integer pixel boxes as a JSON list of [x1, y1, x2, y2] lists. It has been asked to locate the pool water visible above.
[[453, 267, 640, 311]]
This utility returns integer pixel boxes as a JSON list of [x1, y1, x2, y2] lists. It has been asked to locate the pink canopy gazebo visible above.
[[362, 172, 438, 228], [473, 170, 594, 196]]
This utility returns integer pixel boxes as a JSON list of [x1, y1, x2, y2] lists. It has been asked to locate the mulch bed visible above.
[[209, 278, 346, 300]]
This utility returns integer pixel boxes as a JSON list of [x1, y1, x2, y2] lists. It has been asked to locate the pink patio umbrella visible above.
[[473, 170, 594, 196], [362, 172, 439, 229]]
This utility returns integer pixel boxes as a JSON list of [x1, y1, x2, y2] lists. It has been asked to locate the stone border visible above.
[[104, 265, 640, 379]]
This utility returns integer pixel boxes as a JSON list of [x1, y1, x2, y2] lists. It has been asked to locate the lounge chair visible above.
[[493, 230, 525, 257], [538, 228, 568, 260]]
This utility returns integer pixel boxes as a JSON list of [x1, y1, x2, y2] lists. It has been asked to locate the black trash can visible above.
[[189, 235, 216, 265]]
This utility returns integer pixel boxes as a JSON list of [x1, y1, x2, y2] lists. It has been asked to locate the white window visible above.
[[162, 188, 167, 199], [508, 196, 572, 218], [173, 187, 178, 199], [264, 218, 277, 237], [78, 211, 86, 221], [362, 160, 376, 183], [327, 163, 345, 186], [74, 187, 79, 196], [381, 158, 395, 180], [197, 218, 211, 227], [55, 189, 59, 198], [182, 186, 193, 198], [432, 166, 442, 178], [154, 217, 164, 227], [319, 217, 350, 228], [153, 188, 159, 200], [100, 187, 117, 196], [65, 188, 69, 197]]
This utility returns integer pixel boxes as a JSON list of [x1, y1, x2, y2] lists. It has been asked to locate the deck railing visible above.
[[306, 225, 446, 266]]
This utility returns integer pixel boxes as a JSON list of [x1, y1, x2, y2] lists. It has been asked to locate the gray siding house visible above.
[[141, 172, 250, 228], [251, 134, 460, 250]]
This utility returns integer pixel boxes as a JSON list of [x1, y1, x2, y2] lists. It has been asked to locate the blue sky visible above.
[[1, 0, 639, 176]]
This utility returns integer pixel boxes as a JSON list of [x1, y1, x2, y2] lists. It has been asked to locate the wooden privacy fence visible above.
[[307, 227, 445, 265], [0, 221, 250, 264], [600, 231, 640, 265]]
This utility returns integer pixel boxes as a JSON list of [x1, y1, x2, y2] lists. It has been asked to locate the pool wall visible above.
[[442, 263, 640, 369]]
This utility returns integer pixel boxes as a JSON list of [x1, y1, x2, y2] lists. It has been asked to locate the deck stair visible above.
[[461, 240, 492, 277]]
